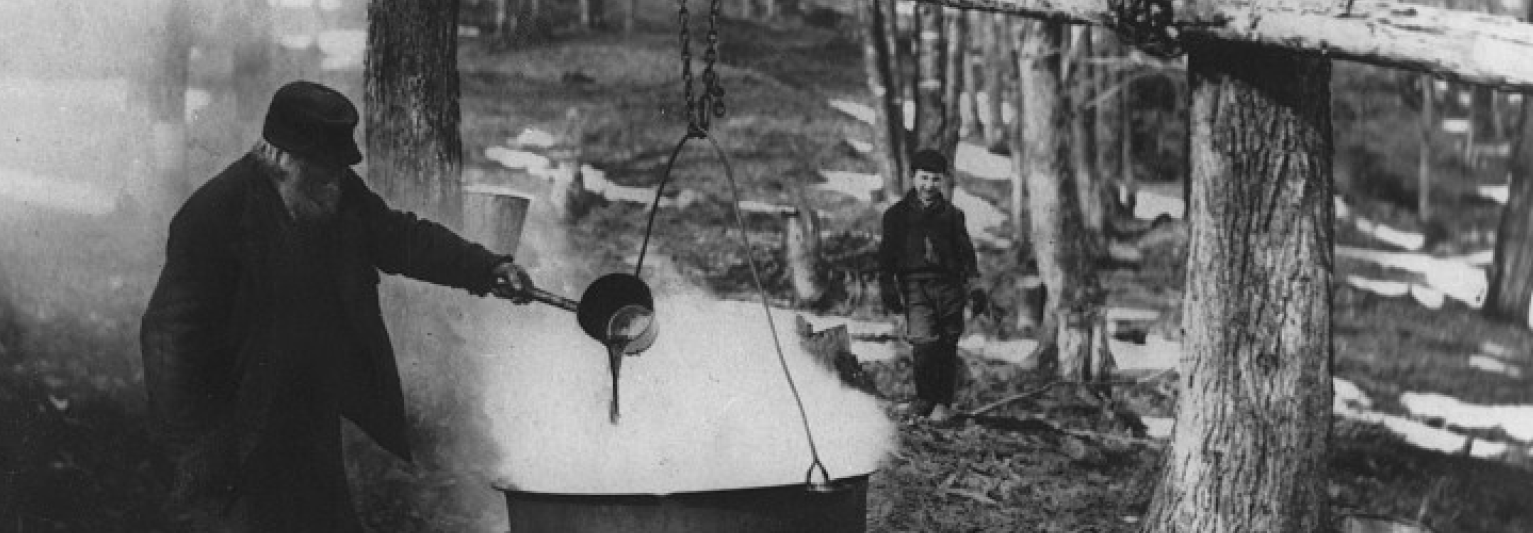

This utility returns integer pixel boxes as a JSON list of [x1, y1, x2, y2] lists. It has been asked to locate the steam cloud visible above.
[[480, 252, 895, 495]]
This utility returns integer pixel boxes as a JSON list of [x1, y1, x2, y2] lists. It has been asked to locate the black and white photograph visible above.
[[2, 0, 1533, 531]]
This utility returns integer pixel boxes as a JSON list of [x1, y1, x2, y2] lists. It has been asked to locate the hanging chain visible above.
[[676, 0, 727, 136], [678, 0, 695, 126]]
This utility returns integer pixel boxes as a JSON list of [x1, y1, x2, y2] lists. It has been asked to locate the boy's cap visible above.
[[262, 81, 363, 167], [911, 149, 949, 174]]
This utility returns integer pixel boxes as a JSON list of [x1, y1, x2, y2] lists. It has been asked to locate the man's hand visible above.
[[491, 262, 535, 304]]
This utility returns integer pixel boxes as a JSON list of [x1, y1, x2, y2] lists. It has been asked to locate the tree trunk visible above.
[[1485, 0, 1533, 325], [861, 0, 909, 201], [1068, 26, 1107, 235], [1119, 60, 1137, 215], [625, 0, 638, 33], [984, 13, 1011, 150], [366, 0, 464, 225], [1142, 39, 1333, 533], [940, 7, 968, 167], [913, 4, 956, 162], [1019, 22, 1111, 381], [1419, 74, 1435, 221], [1007, 20, 1030, 249], [1485, 93, 1533, 325]]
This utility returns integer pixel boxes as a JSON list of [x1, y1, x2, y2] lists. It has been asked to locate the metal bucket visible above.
[[497, 474, 869, 533]]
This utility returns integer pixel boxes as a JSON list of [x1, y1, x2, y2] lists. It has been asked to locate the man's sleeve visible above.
[[878, 207, 902, 308], [350, 176, 509, 295]]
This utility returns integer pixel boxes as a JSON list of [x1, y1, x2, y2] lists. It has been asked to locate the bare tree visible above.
[[860, 0, 910, 199], [1019, 21, 1113, 381], [983, 13, 1011, 150], [1067, 26, 1109, 235], [366, 0, 464, 223], [912, 4, 962, 164], [1483, 0, 1533, 324], [1143, 39, 1334, 533]]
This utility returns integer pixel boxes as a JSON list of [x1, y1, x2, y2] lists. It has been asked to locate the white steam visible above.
[[480, 288, 895, 494]]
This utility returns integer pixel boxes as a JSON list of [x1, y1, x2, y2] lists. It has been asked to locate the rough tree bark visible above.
[[1142, 39, 1334, 533], [862, 0, 910, 200], [366, 0, 464, 224], [1483, 0, 1533, 325], [1019, 22, 1112, 381]]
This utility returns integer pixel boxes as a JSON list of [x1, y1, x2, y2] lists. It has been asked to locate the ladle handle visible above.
[[521, 287, 580, 312]]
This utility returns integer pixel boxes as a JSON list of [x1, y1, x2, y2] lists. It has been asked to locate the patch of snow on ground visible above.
[[1400, 392, 1533, 442], [1110, 335, 1182, 371], [828, 99, 874, 125], [1345, 276, 1411, 298], [958, 335, 1039, 365], [1336, 403, 1510, 459], [485, 147, 551, 171], [1468, 355, 1522, 377], [1134, 189, 1184, 220], [951, 188, 1008, 246], [1478, 184, 1508, 204], [1334, 378, 1372, 410], [1336, 246, 1487, 308], [845, 139, 873, 154], [1142, 417, 1174, 439], [815, 170, 881, 202], [954, 142, 1011, 181], [1350, 216, 1425, 250], [512, 128, 557, 149]]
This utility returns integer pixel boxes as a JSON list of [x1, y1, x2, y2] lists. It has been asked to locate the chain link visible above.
[[679, 0, 694, 125], [676, 0, 726, 135]]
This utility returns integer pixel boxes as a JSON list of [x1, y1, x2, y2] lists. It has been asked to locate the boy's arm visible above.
[[955, 210, 979, 283]]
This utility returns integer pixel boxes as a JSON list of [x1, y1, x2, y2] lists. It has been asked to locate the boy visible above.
[[878, 149, 978, 423]]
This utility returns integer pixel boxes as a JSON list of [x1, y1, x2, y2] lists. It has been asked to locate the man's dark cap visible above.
[[263, 81, 363, 167], [911, 149, 949, 174]]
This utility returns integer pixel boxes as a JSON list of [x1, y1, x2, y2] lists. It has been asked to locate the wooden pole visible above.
[[910, 0, 1533, 91]]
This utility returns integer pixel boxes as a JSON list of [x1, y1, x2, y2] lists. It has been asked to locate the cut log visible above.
[[911, 0, 1533, 91]]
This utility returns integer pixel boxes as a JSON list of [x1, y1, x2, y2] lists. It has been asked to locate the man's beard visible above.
[[276, 166, 341, 222]]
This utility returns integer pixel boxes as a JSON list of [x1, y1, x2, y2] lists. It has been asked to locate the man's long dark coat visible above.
[[140, 155, 506, 509]]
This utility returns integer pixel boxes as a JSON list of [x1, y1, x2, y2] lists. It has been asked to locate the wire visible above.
[[632, 131, 831, 486]]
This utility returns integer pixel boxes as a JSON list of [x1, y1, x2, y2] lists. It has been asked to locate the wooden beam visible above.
[[908, 0, 1533, 91]]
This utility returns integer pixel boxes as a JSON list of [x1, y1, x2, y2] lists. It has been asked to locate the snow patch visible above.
[[1400, 392, 1533, 442], [815, 170, 882, 202], [958, 335, 1039, 365], [950, 188, 1008, 246], [1477, 184, 1508, 204], [1134, 189, 1184, 220], [1333, 378, 1372, 410], [1336, 246, 1487, 308], [512, 128, 558, 149], [1142, 417, 1174, 439], [828, 99, 874, 125], [1468, 355, 1522, 378], [954, 142, 1011, 181]]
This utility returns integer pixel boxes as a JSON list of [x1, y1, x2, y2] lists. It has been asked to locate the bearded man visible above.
[[140, 81, 534, 532]]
